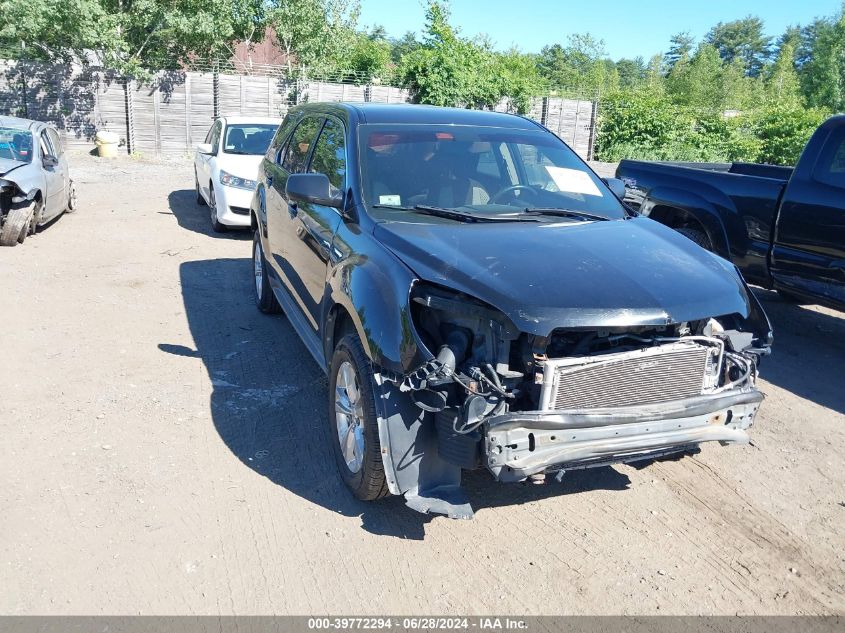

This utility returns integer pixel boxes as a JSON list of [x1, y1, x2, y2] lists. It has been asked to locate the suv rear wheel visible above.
[[329, 333, 389, 501]]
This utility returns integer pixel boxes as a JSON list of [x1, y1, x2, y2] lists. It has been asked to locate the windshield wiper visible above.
[[522, 208, 611, 222], [371, 204, 539, 223]]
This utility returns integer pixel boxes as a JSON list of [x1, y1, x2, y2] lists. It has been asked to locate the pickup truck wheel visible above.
[[0, 202, 36, 247], [329, 334, 389, 501], [252, 229, 281, 314], [676, 227, 712, 251]]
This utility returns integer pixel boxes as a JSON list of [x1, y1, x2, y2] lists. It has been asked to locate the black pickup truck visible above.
[[616, 115, 845, 311]]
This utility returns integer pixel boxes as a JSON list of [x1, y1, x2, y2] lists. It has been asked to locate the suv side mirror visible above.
[[603, 177, 626, 199], [196, 143, 214, 155], [42, 155, 58, 168], [286, 173, 343, 208]]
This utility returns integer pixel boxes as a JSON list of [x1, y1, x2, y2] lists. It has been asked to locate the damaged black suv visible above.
[[249, 103, 772, 519]]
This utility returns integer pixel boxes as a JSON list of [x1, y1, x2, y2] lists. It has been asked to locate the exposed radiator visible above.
[[539, 341, 721, 410]]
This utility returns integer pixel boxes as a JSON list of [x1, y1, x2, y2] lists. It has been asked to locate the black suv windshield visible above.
[[0, 127, 34, 163], [223, 124, 277, 155], [358, 124, 626, 220]]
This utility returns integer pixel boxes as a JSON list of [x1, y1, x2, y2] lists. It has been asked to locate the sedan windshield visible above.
[[0, 127, 34, 163], [223, 124, 277, 155], [359, 124, 626, 220]]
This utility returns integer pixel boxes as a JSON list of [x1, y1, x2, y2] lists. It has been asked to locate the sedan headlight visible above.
[[219, 170, 256, 190]]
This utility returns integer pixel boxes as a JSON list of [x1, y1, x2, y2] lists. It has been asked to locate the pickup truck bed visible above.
[[618, 160, 790, 285], [616, 115, 845, 311]]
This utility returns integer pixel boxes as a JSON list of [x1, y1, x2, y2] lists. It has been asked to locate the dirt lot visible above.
[[1, 154, 843, 615]]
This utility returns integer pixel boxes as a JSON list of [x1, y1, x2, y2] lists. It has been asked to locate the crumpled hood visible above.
[[374, 216, 752, 334]]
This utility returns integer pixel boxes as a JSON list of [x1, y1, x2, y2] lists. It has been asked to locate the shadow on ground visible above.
[[160, 254, 845, 538], [752, 288, 845, 414], [167, 189, 251, 239], [161, 257, 632, 539]]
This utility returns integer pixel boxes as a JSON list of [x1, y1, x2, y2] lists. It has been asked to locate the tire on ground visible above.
[[329, 333, 389, 501], [252, 229, 282, 314], [0, 202, 36, 247], [209, 184, 226, 232], [196, 173, 206, 206], [66, 181, 78, 212]]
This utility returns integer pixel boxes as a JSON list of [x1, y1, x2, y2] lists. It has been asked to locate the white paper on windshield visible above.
[[379, 194, 402, 205], [544, 166, 602, 197]]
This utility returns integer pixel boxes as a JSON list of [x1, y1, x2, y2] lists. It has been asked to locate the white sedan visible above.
[[194, 116, 281, 232]]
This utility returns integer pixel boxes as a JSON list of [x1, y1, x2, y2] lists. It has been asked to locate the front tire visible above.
[[0, 202, 36, 247], [66, 181, 78, 213], [253, 229, 281, 314], [329, 334, 389, 501], [208, 185, 226, 232], [195, 172, 207, 206], [676, 227, 712, 251]]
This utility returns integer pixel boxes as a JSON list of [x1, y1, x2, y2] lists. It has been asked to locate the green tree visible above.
[[398, 1, 499, 109], [0, 0, 267, 75], [616, 57, 646, 89], [494, 48, 545, 113], [754, 105, 829, 164], [346, 31, 391, 80], [644, 54, 666, 95], [663, 32, 694, 71], [765, 42, 802, 107], [797, 13, 845, 111], [267, 0, 360, 73], [537, 34, 611, 95], [777, 25, 801, 53], [705, 15, 771, 77], [666, 43, 724, 110], [389, 31, 419, 64]]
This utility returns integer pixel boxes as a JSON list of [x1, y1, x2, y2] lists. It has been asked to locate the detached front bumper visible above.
[[484, 390, 763, 482]]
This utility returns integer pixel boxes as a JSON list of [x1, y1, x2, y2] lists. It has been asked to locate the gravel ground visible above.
[[1, 154, 843, 615]]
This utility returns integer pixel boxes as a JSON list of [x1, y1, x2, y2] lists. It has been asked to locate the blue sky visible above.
[[358, 0, 843, 60]]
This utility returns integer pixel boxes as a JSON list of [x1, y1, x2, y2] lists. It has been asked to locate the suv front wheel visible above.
[[329, 333, 389, 501], [253, 229, 281, 314]]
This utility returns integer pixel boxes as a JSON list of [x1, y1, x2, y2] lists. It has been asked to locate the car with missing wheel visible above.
[[0, 115, 77, 247], [249, 103, 773, 519], [194, 116, 281, 232]]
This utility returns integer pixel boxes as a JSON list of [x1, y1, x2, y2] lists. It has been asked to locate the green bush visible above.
[[596, 91, 830, 165], [752, 106, 830, 165]]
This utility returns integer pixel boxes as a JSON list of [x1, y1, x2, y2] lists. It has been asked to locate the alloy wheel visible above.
[[334, 360, 366, 474]]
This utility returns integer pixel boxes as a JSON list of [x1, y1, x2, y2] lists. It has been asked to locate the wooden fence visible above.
[[0, 60, 597, 159]]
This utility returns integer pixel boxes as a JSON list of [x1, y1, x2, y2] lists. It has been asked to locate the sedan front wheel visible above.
[[0, 202, 37, 247]]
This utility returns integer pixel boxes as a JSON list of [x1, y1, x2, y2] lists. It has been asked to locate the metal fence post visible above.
[[588, 96, 599, 161], [19, 61, 28, 119], [124, 78, 136, 154], [213, 63, 220, 119]]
